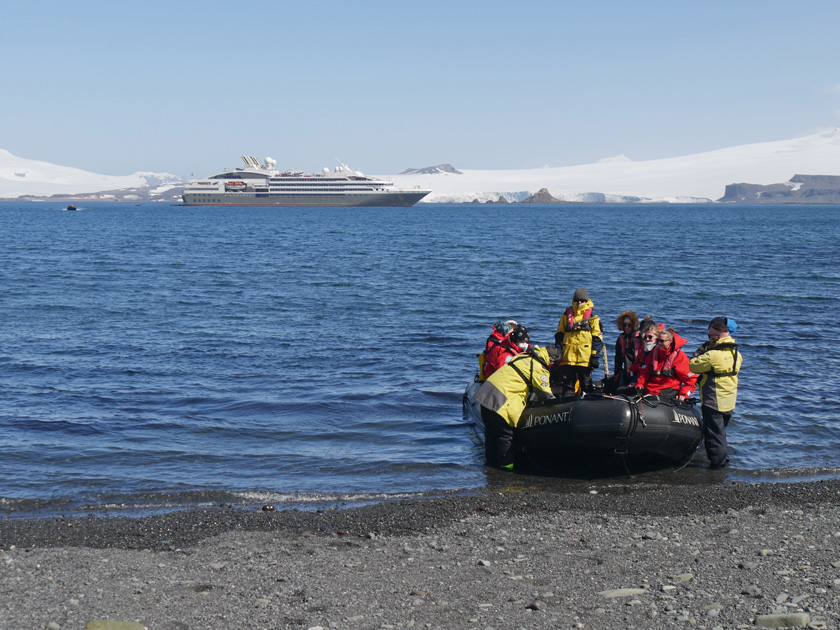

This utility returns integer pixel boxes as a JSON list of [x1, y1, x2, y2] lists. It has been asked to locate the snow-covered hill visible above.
[[383, 128, 840, 203], [3, 128, 839, 203], [0, 150, 182, 200]]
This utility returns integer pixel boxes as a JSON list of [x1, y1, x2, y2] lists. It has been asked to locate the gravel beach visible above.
[[2, 478, 839, 630]]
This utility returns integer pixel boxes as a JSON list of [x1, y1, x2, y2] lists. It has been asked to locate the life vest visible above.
[[706, 342, 740, 377], [651, 348, 679, 377], [564, 306, 595, 331], [507, 349, 551, 393], [617, 333, 643, 368], [478, 334, 519, 380]]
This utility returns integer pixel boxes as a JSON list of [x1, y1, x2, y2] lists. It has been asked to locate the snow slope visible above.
[[3, 128, 839, 202], [0, 150, 181, 199], [383, 128, 840, 203]]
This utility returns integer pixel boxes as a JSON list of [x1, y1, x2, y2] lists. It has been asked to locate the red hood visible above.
[[488, 330, 507, 343]]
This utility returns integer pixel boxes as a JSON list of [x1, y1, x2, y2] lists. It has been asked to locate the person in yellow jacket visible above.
[[473, 340, 557, 469], [553, 288, 603, 398], [689, 317, 743, 470]]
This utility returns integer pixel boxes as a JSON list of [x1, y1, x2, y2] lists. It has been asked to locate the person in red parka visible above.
[[627, 318, 662, 379], [482, 320, 521, 378], [635, 327, 697, 400]]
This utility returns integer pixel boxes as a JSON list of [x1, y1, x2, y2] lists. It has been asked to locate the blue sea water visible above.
[[1, 202, 838, 517]]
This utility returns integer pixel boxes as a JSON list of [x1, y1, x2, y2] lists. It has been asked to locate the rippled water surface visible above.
[[1, 202, 838, 515]]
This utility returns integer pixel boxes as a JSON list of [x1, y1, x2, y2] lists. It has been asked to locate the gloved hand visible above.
[[635, 387, 645, 397], [589, 355, 600, 369]]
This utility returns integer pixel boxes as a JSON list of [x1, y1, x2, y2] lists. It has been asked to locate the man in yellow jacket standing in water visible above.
[[689, 317, 743, 470], [554, 288, 603, 398], [473, 341, 557, 469]]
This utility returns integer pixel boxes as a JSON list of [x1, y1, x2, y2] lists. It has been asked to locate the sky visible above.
[[2, 0, 839, 178]]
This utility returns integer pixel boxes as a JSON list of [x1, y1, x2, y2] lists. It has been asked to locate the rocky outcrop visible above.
[[521, 188, 562, 203], [718, 174, 840, 203]]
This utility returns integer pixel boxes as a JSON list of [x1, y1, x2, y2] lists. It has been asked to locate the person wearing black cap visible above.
[[553, 288, 603, 398], [689, 317, 743, 469]]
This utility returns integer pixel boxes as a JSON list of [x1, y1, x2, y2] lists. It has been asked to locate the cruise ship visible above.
[[182, 156, 430, 207]]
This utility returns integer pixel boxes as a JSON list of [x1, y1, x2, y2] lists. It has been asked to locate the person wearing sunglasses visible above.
[[689, 317, 742, 470], [634, 327, 697, 402], [553, 287, 603, 398], [626, 317, 660, 384], [610, 310, 641, 393]]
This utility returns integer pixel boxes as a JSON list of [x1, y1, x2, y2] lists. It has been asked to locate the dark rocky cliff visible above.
[[719, 174, 840, 203]]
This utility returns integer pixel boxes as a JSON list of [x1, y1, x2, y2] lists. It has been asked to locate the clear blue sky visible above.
[[2, 0, 839, 177]]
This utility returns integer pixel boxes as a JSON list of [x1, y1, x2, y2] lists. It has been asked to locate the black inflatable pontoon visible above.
[[463, 381, 703, 472]]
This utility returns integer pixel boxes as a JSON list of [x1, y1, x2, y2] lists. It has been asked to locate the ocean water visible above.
[[1, 202, 838, 517]]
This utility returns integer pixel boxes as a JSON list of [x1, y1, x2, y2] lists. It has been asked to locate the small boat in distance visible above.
[[66, 204, 78, 211], [182, 156, 431, 207]]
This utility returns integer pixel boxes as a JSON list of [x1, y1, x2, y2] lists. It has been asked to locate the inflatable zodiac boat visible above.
[[463, 381, 703, 472]]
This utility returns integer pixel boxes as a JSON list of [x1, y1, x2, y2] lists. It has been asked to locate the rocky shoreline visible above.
[[2, 479, 839, 629]]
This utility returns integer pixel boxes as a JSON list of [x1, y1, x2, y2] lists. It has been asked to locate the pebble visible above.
[[755, 612, 810, 627], [84, 622, 148, 630], [742, 584, 763, 598], [598, 588, 646, 598]]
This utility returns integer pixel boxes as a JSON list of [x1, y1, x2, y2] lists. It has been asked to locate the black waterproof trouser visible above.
[[480, 406, 514, 467], [557, 364, 593, 398], [702, 405, 732, 469]]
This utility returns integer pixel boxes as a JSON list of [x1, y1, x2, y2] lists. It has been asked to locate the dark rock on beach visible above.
[[2, 480, 839, 629]]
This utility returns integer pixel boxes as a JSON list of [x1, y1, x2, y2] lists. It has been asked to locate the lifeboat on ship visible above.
[[224, 181, 247, 192], [463, 381, 703, 474]]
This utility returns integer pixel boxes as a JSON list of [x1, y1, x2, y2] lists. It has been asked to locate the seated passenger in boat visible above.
[[510, 324, 531, 352], [473, 342, 559, 470], [480, 320, 519, 380], [610, 310, 641, 393], [627, 317, 661, 381], [635, 327, 697, 401]]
